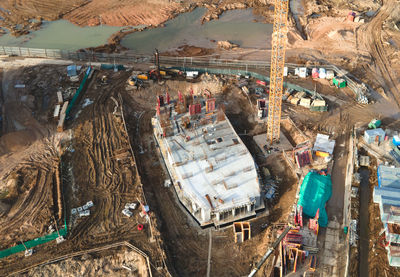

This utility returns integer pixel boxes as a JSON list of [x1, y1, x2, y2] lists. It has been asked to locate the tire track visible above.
[[358, 0, 400, 107]]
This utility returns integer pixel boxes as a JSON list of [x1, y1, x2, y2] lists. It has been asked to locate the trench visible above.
[[358, 167, 370, 277]]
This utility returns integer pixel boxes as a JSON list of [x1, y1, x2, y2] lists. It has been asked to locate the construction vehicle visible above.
[[99, 75, 108, 85], [266, 0, 289, 144], [137, 73, 149, 81], [248, 224, 293, 277], [148, 69, 162, 81], [127, 76, 144, 89]]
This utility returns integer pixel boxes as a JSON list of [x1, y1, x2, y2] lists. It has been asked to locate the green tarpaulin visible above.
[[298, 172, 332, 227]]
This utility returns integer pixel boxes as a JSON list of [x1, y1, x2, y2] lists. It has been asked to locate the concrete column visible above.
[[216, 212, 220, 221], [247, 204, 252, 213], [201, 208, 206, 221], [232, 208, 236, 217]]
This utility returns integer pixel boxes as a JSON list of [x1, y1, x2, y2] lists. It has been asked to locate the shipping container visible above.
[[326, 70, 335, 80], [256, 80, 266, 86], [186, 71, 199, 78], [364, 128, 385, 144], [312, 68, 319, 79], [284, 67, 288, 77], [291, 97, 300, 105], [333, 77, 347, 88], [299, 98, 311, 108], [393, 135, 400, 146], [319, 68, 326, 79], [299, 67, 307, 78]]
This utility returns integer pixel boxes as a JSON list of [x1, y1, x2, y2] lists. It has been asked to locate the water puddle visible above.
[[121, 8, 273, 53], [290, 0, 307, 40], [0, 20, 123, 50]]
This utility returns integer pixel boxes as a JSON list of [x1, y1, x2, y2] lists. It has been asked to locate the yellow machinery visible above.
[[266, 0, 290, 144]]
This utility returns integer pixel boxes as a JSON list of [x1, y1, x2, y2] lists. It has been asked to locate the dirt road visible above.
[[0, 67, 169, 275], [358, 0, 400, 107], [0, 65, 64, 250]]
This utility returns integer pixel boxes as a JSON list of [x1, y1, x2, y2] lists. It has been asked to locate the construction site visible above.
[[0, 0, 400, 277]]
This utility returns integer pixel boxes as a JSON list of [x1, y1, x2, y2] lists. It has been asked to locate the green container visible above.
[[333, 77, 346, 88], [368, 119, 381, 129], [310, 105, 328, 112]]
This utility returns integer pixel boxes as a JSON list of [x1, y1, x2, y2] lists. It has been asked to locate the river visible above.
[[0, 8, 272, 53]]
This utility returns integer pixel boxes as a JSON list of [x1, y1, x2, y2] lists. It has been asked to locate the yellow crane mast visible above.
[[266, 0, 289, 144]]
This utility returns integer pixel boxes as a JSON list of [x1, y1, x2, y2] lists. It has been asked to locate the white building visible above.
[[152, 102, 263, 226]]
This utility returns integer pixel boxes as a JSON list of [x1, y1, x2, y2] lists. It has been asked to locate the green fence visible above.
[[0, 161, 69, 259], [0, 226, 67, 259], [66, 66, 93, 118]]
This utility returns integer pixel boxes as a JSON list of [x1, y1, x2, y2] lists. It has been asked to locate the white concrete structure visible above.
[[153, 103, 263, 226]]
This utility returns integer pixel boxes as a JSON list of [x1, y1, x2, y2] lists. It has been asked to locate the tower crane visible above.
[[266, 0, 289, 144]]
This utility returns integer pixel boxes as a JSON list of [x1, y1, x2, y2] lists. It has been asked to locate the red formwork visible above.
[[189, 104, 196, 115], [178, 91, 184, 103], [195, 103, 201, 114], [206, 98, 216, 112]]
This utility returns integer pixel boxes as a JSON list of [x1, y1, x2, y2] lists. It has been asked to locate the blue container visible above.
[[393, 135, 400, 146]]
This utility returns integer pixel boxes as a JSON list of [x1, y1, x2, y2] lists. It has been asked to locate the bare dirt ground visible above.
[[115, 74, 301, 276], [0, 66, 169, 276], [22, 248, 150, 277], [0, 2, 400, 276], [0, 65, 66, 250], [0, 56, 396, 275]]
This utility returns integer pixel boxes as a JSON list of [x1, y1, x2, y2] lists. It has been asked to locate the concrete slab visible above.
[[253, 131, 293, 158]]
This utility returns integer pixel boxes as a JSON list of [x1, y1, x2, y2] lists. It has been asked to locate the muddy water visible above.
[[358, 167, 369, 277], [0, 20, 124, 50], [121, 8, 273, 54], [290, 0, 307, 39], [0, 8, 272, 52]]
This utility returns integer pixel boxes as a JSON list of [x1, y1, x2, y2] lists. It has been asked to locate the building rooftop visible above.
[[374, 165, 400, 265], [153, 100, 262, 225], [313, 134, 335, 155], [378, 165, 400, 188]]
